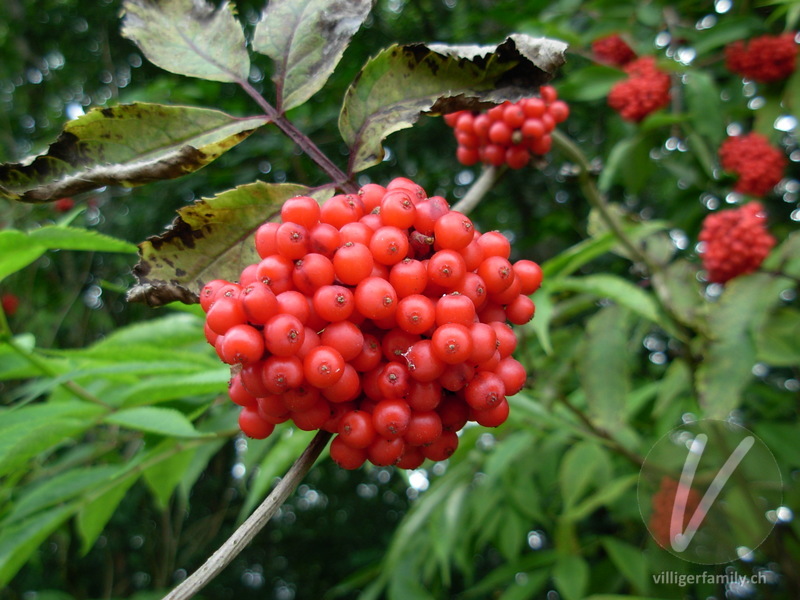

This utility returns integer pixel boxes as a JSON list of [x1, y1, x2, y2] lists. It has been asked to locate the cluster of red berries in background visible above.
[[443, 86, 570, 170], [1, 293, 19, 316], [607, 56, 671, 122], [53, 197, 75, 212], [718, 132, 787, 197], [592, 33, 637, 67], [698, 201, 776, 284], [649, 476, 702, 549], [725, 32, 798, 83], [199, 178, 541, 470]]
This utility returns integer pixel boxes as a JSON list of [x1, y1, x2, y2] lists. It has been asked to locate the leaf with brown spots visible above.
[[127, 182, 332, 307], [339, 34, 568, 173], [0, 103, 269, 203], [121, 0, 250, 83], [253, 0, 373, 112]]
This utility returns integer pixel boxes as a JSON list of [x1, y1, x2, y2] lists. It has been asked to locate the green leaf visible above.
[[143, 442, 197, 509], [76, 472, 138, 555], [754, 423, 800, 468], [549, 274, 661, 325], [253, 0, 372, 112], [556, 64, 626, 102], [339, 34, 567, 173], [684, 71, 725, 147], [0, 103, 268, 202], [696, 273, 788, 418], [497, 510, 528, 562], [526, 288, 554, 354], [585, 597, 668, 600], [7, 465, 122, 522], [653, 358, 692, 418], [0, 407, 105, 479], [763, 230, 800, 278], [691, 16, 762, 56], [579, 305, 631, 431], [541, 222, 667, 279], [0, 230, 45, 281], [28, 226, 137, 253], [753, 95, 784, 138], [598, 135, 652, 194], [90, 313, 205, 350], [127, 182, 312, 306], [755, 308, 800, 366], [651, 259, 705, 328], [559, 440, 611, 510], [497, 570, 550, 600], [0, 505, 73, 587], [601, 537, 650, 594], [553, 554, 589, 600], [117, 367, 228, 406], [104, 406, 208, 438], [121, 0, 250, 83], [563, 474, 638, 522]]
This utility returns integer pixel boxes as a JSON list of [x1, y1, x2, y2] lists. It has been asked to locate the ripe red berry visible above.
[[264, 313, 305, 356], [2, 292, 20, 316], [339, 410, 376, 449], [372, 398, 412, 439], [239, 406, 276, 439], [303, 345, 346, 388], [354, 277, 398, 320], [220, 324, 265, 364], [281, 195, 320, 229]]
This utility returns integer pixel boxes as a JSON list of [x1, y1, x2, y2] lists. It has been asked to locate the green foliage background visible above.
[[1, 0, 799, 599]]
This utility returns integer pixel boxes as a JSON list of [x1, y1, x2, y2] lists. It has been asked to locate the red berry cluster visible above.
[[649, 476, 702, 549], [698, 201, 776, 284], [725, 32, 798, 83], [592, 34, 637, 67], [607, 56, 671, 122], [443, 86, 569, 169], [53, 197, 75, 212], [1, 293, 19, 316], [200, 178, 541, 470], [718, 132, 786, 197]]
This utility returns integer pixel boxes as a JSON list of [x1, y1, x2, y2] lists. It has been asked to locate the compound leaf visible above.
[[127, 182, 318, 306], [340, 34, 567, 173], [254, 0, 373, 111], [0, 103, 268, 202], [121, 0, 250, 83], [696, 272, 789, 418]]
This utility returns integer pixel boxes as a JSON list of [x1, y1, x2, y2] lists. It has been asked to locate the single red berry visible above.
[[330, 435, 368, 469], [303, 345, 346, 388], [339, 409, 377, 449], [239, 406, 276, 439], [2, 293, 20, 316]]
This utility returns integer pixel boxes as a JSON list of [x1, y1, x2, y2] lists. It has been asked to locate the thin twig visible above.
[[161, 430, 332, 600], [451, 165, 505, 215]]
